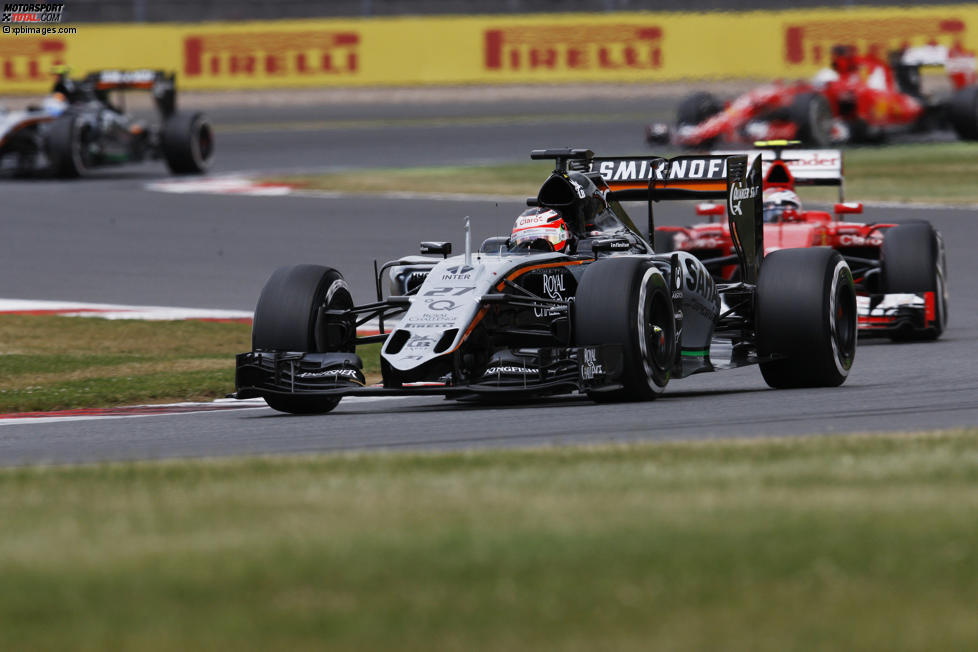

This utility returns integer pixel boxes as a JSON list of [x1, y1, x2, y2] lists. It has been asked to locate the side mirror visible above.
[[696, 203, 725, 222], [834, 202, 863, 215], [420, 241, 452, 258]]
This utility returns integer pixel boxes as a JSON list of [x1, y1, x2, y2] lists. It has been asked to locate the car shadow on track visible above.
[[241, 385, 774, 419]]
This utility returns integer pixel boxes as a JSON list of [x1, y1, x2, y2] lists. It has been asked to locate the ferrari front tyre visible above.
[[882, 222, 948, 341], [162, 111, 214, 174], [252, 264, 356, 414], [676, 91, 722, 127], [948, 84, 978, 140], [574, 257, 675, 402], [757, 248, 856, 388], [789, 92, 833, 148], [46, 113, 92, 178]]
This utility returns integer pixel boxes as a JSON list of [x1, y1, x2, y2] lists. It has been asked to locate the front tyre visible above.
[[789, 92, 833, 147], [252, 264, 355, 414], [676, 91, 722, 127], [574, 257, 675, 402], [882, 222, 947, 341], [675, 91, 723, 148], [757, 248, 856, 388]]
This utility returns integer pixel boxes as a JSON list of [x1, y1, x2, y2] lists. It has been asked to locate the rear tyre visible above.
[[948, 84, 978, 140], [789, 92, 833, 147], [574, 257, 675, 402], [162, 111, 214, 174], [757, 248, 856, 388], [47, 113, 92, 178], [252, 265, 355, 414], [882, 222, 947, 341], [654, 230, 679, 253]]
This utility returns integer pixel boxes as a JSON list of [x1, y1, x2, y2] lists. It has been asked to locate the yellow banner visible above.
[[1, 5, 977, 94]]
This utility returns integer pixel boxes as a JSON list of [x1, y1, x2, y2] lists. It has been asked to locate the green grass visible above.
[[0, 315, 250, 412], [843, 142, 978, 203], [0, 429, 976, 651], [267, 162, 553, 197], [265, 142, 978, 205], [0, 315, 381, 413]]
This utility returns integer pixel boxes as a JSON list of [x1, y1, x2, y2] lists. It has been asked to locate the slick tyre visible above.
[[676, 91, 723, 127], [789, 92, 833, 147], [948, 84, 978, 140], [882, 222, 947, 341], [654, 230, 679, 254], [47, 113, 92, 178], [162, 111, 214, 174], [574, 257, 675, 402], [757, 248, 856, 388], [252, 265, 355, 414]]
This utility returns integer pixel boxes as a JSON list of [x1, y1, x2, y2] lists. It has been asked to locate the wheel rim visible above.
[[637, 269, 673, 390], [934, 268, 948, 332], [315, 278, 355, 353], [645, 292, 673, 372], [192, 119, 214, 167], [830, 264, 857, 374], [71, 123, 94, 173], [811, 98, 832, 145]]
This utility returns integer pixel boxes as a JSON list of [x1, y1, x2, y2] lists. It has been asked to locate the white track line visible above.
[[0, 298, 386, 334], [0, 298, 252, 321], [0, 395, 417, 425]]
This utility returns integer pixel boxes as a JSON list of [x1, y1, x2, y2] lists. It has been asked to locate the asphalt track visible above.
[[1, 93, 976, 465]]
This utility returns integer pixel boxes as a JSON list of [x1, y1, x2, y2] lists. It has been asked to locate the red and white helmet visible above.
[[762, 187, 802, 222], [510, 207, 570, 251]]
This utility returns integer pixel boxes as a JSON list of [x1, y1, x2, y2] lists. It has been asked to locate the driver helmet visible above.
[[42, 92, 68, 116], [762, 187, 802, 223], [831, 44, 859, 75], [510, 207, 570, 251]]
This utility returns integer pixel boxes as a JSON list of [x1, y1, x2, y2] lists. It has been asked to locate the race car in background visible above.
[[646, 44, 978, 148], [654, 144, 947, 341], [234, 147, 857, 415], [0, 68, 213, 177]]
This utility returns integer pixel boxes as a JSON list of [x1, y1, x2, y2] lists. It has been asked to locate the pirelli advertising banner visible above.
[[2, 4, 978, 93]]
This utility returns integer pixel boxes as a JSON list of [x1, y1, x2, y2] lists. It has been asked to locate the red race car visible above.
[[655, 144, 947, 340], [647, 44, 978, 148]]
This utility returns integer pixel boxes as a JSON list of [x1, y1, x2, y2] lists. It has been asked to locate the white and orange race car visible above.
[[235, 148, 858, 414]]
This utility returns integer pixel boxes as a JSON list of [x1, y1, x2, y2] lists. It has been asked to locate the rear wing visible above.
[[590, 155, 734, 201], [529, 148, 763, 283], [86, 69, 171, 90], [713, 148, 844, 200], [80, 70, 176, 116], [898, 44, 976, 89]]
